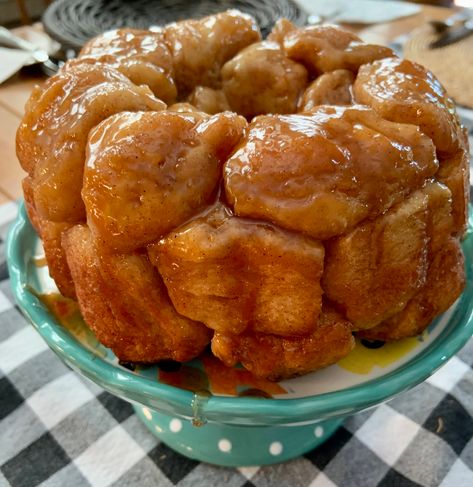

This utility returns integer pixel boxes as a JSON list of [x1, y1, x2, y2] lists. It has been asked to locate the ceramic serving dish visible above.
[[7, 203, 473, 466]]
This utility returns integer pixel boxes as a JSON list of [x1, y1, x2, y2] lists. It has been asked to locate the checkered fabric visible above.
[[1, 111, 473, 487]]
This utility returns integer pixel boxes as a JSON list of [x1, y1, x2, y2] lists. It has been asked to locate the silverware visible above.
[[429, 9, 473, 49], [0, 26, 49, 63], [0, 26, 63, 75], [429, 10, 472, 34], [430, 18, 473, 49]]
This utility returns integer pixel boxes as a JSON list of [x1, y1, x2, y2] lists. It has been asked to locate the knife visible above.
[[0, 26, 64, 75], [430, 18, 473, 49]]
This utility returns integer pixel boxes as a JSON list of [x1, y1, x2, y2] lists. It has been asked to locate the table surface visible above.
[[1, 4, 473, 487]]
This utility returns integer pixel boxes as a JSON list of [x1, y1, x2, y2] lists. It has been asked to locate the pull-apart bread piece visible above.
[[323, 181, 464, 336], [82, 110, 246, 252], [163, 9, 261, 95], [299, 69, 354, 110], [16, 11, 468, 380], [150, 204, 325, 337], [269, 19, 395, 74], [63, 225, 211, 363], [354, 57, 468, 234], [224, 105, 438, 240], [221, 40, 308, 118], [17, 64, 166, 298], [74, 28, 177, 104], [212, 306, 354, 381]]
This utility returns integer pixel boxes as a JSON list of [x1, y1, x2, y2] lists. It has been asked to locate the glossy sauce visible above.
[[337, 334, 425, 375], [158, 352, 287, 397], [353, 57, 461, 156], [39, 293, 106, 357], [32, 255, 47, 267], [77, 28, 177, 103], [83, 110, 246, 253], [224, 105, 438, 240]]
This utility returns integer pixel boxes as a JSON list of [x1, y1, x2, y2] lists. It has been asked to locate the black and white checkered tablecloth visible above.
[[1, 111, 473, 487]]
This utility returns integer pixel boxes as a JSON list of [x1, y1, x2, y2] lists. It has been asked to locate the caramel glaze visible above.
[[354, 57, 462, 157], [158, 352, 287, 397], [17, 12, 469, 381], [17, 64, 166, 224], [224, 105, 438, 240], [73, 28, 177, 104], [221, 40, 308, 118], [82, 110, 246, 253], [163, 9, 261, 96], [354, 57, 469, 235]]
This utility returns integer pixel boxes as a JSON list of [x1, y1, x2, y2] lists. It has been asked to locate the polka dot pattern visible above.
[[170, 418, 183, 433], [269, 441, 283, 456], [218, 438, 232, 453]]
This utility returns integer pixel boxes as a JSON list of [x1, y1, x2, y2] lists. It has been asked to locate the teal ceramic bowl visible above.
[[7, 203, 473, 466]]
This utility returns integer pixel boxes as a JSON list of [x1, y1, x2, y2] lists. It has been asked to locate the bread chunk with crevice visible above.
[[150, 204, 325, 337]]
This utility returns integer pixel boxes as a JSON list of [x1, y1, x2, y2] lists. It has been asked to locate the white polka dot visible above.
[[142, 407, 152, 420], [218, 439, 232, 453], [169, 418, 183, 433], [314, 426, 324, 438], [155, 425, 163, 433], [269, 441, 283, 456]]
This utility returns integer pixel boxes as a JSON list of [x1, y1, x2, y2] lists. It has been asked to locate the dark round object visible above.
[[360, 339, 386, 349], [156, 360, 182, 372], [118, 360, 137, 371], [42, 0, 307, 51]]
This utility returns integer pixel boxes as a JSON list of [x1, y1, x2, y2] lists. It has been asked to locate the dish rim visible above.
[[7, 202, 473, 425]]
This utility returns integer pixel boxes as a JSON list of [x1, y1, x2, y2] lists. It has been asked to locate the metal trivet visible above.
[[42, 0, 307, 51]]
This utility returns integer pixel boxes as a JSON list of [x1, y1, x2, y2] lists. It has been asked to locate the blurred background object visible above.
[[40, 0, 306, 51], [1, 1, 471, 29], [1, 1, 473, 103], [299, 0, 422, 25], [1, 1, 50, 26]]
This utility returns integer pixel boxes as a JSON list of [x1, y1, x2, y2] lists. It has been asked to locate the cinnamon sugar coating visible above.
[[16, 12, 468, 380]]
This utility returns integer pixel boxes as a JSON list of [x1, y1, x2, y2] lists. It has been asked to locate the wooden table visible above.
[[0, 3, 455, 203]]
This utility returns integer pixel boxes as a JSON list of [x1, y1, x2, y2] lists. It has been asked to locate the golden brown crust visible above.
[[151, 204, 325, 337], [224, 105, 438, 240], [22, 177, 41, 235], [17, 13, 468, 380], [41, 221, 76, 299], [357, 181, 464, 340], [212, 306, 354, 381], [221, 41, 308, 118], [437, 147, 470, 236], [63, 225, 211, 362], [359, 237, 465, 341], [63, 226, 120, 350], [82, 110, 246, 252], [323, 187, 431, 329], [23, 177, 76, 299]]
